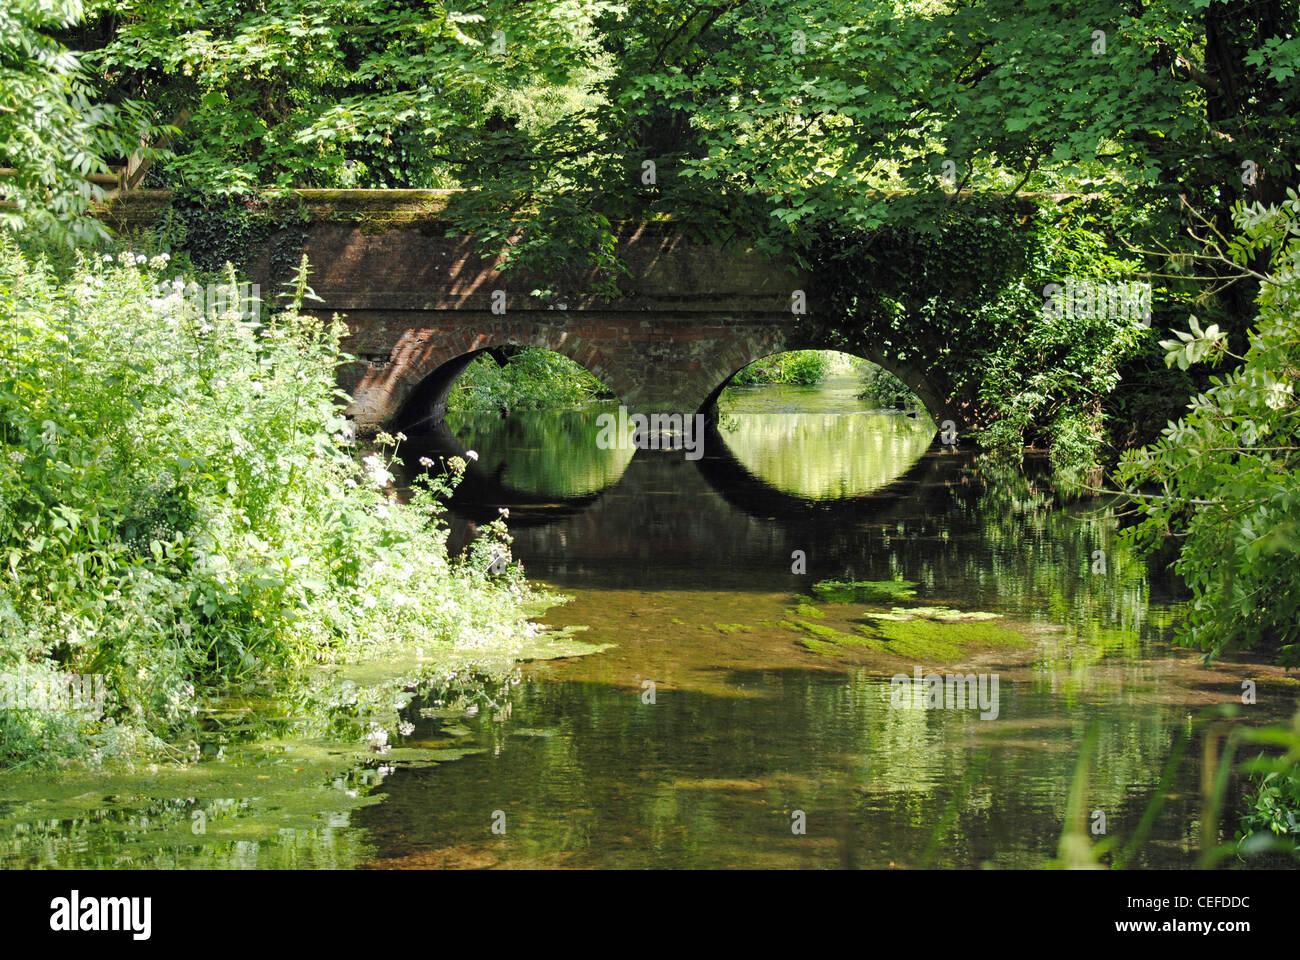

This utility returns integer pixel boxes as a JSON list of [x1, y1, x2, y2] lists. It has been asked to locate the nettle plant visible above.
[[0, 243, 536, 766], [1118, 188, 1300, 667]]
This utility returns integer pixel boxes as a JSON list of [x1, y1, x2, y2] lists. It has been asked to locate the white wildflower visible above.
[[362, 454, 393, 487], [365, 725, 390, 754]]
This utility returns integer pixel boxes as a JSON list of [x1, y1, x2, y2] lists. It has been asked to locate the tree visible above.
[[0, 0, 154, 246], [45, 0, 1300, 468], [1118, 189, 1300, 666], [75, 0, 608, 192]]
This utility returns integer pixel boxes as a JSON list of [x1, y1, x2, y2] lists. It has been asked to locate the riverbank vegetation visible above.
[[730, 350, 832, 387], [449, 347, 923, 418], [725, 350, 929, 413], [446, 348, 612, 415], [0, 243, 575, 767], [858, 365, 919, 410], [1118, 198, 1300, 669]]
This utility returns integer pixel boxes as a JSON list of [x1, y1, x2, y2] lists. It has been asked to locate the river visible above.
[[1, 377, 1292, 868]]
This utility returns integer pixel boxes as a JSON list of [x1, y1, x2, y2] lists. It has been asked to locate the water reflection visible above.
[[403, 403, 1162, 629], [4, 382, 1293, 870], [397, 384, 948, 590], [403, 379, 936, 520], [365, 385, 1289, 869], [357, 667, 1213, 869], [438, 405, 635, 501], [717, 410, 935, 501], [717, 375, 936, 500]]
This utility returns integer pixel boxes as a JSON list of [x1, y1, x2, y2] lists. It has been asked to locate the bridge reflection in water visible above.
[[5, 379, 1233, 871], [394, 382, 947, 593]]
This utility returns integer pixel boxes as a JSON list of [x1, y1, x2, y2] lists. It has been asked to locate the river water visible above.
[[1, 377, 1293, 868]]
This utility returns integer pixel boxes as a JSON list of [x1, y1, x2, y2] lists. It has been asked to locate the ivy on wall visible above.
[[800, 196, 1169, 476], [151, 191, 313, 306]]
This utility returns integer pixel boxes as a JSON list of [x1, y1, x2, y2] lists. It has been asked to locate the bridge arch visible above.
[[700, 346, 949, 428], [354, 324, 626, 430]]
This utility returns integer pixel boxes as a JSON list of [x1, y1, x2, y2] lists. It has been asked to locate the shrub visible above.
[[731, 350, 830, 386], [857, 363, 917, 409], [1117, 193, 1300, 666], [0, 242, 544, 766], [446, 347, 610, 414]]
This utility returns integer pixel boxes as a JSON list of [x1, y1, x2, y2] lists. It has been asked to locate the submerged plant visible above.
[[811, 578, 919, 604]]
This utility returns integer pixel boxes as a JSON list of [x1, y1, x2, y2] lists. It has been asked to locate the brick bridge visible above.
[[104, 189, 991, 432]]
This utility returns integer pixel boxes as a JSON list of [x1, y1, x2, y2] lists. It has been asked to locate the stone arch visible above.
[[699, 343, 950, 428], [343, 320, 626, 430]]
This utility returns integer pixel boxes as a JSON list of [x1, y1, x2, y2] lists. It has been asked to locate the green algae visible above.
[[783, 609, 1024, 660], [0, 607, 609, 867], [861, 606, 1002, 623], [787, 602, 826, 619], [787, 581, 1023, 659], [781, 618, 872, 656], [0, 630, 576, 867], [860, 617, 1023, 657], [811, 578, 918, 603], [0, 729, 483, 868]]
